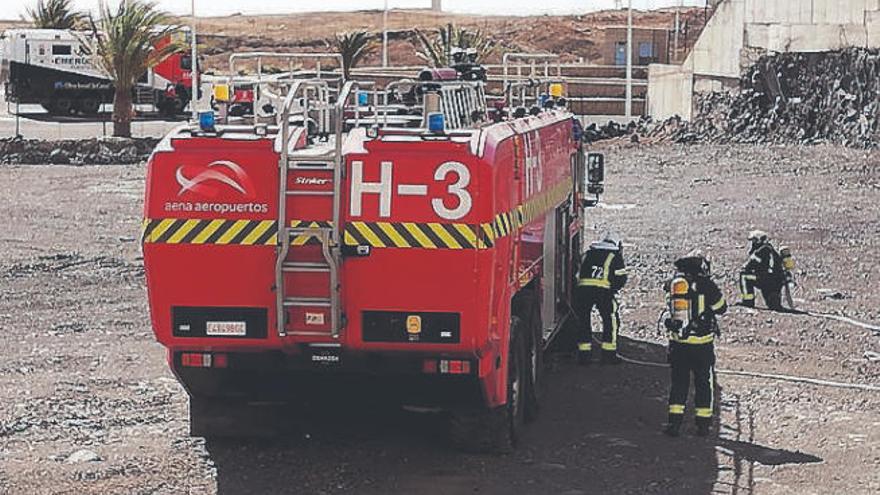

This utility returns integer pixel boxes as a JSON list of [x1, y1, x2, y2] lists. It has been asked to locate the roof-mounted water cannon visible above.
[[450, 47, 487, 82]]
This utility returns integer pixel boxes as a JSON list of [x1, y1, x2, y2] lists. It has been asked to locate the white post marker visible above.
[[191, 0, 199, 122], [625, 0, 633, 119], [382, 0, 389, 68]]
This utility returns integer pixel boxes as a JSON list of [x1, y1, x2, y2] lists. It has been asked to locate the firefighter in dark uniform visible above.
[[663, 251, 727, 437], [739, 230, 784, 310], [575, 234, 628, 365]]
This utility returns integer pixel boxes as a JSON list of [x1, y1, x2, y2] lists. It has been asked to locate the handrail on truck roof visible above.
[[228, 52, 345, 83]]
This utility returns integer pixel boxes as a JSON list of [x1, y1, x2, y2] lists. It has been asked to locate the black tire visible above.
[[517, 290, 544, 422], [449, 317, 526, 453], [77, 97, 100, 116], [53, 97, 73, 115]]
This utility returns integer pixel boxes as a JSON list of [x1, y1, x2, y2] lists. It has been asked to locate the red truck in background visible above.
[[142, 53, 605, 452], [0, 28, 191, 116]]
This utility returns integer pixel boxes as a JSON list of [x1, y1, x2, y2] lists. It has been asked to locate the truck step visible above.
[[285, 190, 334, 196], [282, 262, 330, 272], [283, 297, 332, 307], [286, 226, 333, 237], [288, 160, 335, 170]]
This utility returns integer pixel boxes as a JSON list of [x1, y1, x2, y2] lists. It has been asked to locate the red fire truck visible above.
[[142, 53, 605, 452]]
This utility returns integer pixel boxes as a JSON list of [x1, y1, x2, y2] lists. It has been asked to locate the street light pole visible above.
[[191, 0, 199, 122], [625, 0, 633, 118], [382, 0, 389, 67], [674, 0, 681, 60]]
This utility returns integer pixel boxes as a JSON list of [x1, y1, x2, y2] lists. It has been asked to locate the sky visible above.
[[3, 0, 709, 19]]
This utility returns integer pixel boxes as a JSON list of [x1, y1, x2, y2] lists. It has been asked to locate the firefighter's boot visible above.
[[664, 414, 683, 437], [600, 350, 622, 365], [577, 343, 592, 366], [695, 417, 712, 437]]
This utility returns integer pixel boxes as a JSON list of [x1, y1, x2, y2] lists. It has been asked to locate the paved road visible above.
[[0, 100, 183, 140]]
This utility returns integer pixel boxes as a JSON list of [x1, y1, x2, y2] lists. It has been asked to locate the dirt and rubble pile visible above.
[[0, 137, 159, 165], [649, 48, 880, 147]]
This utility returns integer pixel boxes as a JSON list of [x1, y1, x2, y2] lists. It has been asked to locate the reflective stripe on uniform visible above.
[[708, 367, 715, 414], [670, 334, 714, 345], [669, 404, 685, 415], [609, 298, 619, 350], [578, 278, 611, 288], [614, 268, 628, 276], [695, 407, 713, 418], [579, 252, 616, 289], [740, 273, 757, 298], [711, 298, 726, 311], [741, 294, 755, 300], [698, 294, 705, 315], [578, 342, 592, 351]]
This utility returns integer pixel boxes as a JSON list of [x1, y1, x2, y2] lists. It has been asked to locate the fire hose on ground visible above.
[[579, 303, 880, 394]]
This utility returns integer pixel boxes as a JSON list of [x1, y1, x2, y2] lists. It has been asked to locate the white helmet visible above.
[[602, 232, 622, 247], [686, 248, 704, 259], [748, 230, 768, 242], [591, 232, 622, 251]]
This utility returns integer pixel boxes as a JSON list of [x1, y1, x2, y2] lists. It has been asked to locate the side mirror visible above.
[[581, 152, 604, 207], [586, 152, 605, 194]]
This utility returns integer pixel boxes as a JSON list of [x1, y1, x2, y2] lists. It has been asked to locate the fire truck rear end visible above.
[[142, 52, 605, 452]]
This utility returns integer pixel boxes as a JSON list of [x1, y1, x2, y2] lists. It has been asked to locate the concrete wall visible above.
[[686, 0, 880, 79], [648, 0, 880, 119], [647, 64, 694, 121]]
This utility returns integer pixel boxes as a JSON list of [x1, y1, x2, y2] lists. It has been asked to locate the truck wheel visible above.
[[523, 293, 544, 422], [77, 97, 100, 116], [449, 317, 526, 453], [53, 97, 73, 116]]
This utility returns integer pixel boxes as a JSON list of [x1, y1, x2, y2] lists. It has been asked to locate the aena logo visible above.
[[175, 160, 255, 199]]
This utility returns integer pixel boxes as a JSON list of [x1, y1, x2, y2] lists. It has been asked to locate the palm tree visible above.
[[414, 24, 496, 67], [332, 31, 375, 80], [27, 0, 83, 30], [88, 1, 181, 137]]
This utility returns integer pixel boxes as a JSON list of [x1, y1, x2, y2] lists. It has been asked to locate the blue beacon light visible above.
[[198, 111, 215, 131], [427, 112, 445, 133]]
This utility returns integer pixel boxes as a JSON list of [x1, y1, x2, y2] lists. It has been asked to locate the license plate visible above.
[[206, 321, 247, 336]]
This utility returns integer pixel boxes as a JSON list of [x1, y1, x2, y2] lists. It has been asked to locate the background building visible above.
[[649, 0, 880, 120]]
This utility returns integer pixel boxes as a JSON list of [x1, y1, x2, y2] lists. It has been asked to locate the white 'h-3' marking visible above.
[[350, 160, 393, 217]]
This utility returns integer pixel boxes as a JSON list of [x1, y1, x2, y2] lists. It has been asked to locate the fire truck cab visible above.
[[142, 52, 604, 452]]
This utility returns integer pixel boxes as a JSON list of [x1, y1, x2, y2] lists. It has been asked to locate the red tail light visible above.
[[180, 352, 228, 368], [423, 359, 472, 375]]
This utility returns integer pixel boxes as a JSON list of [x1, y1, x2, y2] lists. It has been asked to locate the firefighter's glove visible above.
[[664, 319, 682, 332]]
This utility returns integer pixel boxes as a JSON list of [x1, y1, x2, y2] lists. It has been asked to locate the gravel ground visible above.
[[0, 143, 878, 494]]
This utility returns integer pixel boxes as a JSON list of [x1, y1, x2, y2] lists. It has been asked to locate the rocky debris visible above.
[[631, 48, 880, 147], [2, 252, 143, 281], [48, 148, 70, 165], [583, 120, 638, 143], [65, 449, 101, 464], [0, 137, 159, 165], [818, 289, 847, 300]]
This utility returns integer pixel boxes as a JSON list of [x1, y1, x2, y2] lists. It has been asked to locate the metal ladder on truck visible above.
[[274, 79, 366, 339]]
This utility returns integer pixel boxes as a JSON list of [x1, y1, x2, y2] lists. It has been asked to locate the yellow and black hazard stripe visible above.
[[480, 181, 572, 248], [141, 181, 571, 250], [142, 218, 278, 246], [344, 221, 480, 250], [289, 220, 332, 246]]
